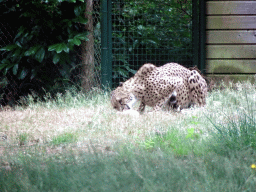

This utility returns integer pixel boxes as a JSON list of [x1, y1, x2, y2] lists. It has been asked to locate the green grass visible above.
[[141, 128, 205, 156], [51, 132, 78, 145], [17, 132, 30, 146], [1, 147, 256, 191], [209, 110, 256, 154], [1, 81, 256, 191]]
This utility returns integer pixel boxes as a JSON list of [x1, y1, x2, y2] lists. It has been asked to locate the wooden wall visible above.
[[205, 0, 256, 81]]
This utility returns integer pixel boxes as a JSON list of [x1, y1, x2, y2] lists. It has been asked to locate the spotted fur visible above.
[[111, 63, 207, 112]]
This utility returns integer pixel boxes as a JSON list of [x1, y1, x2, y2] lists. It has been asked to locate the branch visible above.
[[178, 0, 192, 18]]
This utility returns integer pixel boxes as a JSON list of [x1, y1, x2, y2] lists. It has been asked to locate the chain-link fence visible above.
[[111, 0, 193, 87], [0, 23, 14, 60], [0, 0, 194, 106], [0, 20, 17, 106], [0, 0, 102, 106], [78, 0, 102, 89]]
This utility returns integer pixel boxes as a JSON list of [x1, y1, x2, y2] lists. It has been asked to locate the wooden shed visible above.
[[205, 0, 256, 81]]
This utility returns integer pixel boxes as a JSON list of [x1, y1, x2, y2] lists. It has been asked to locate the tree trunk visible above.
[[81, 0, 94, 91]]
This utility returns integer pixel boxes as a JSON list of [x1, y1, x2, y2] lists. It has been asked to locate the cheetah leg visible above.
[[188, 70, 207, 107], [138, 102, 146, 113], [153, 105, 162, 111], [165, 90, 178, 111], [125, 94, 137, 110], [153, 96, 173, 111]]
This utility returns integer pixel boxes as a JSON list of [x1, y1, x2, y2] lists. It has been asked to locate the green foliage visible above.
[[0, 0, 88, 105], [113, 63, 137, 79], [0, 0, 87, 80], [186, 128, 199, 139]]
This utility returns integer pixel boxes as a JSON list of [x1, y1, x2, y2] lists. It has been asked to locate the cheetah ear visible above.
[[117, 97, 122, 104], [119, 82, 124, 87], [115, 96, 121, 101]]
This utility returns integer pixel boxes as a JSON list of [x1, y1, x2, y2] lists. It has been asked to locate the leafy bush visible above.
[[0, 0, 88, 106]]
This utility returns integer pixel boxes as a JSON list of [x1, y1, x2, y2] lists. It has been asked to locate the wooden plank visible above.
[[207, 1, 256, 15], [206, 60, 256, 73], [206, 30, 256, 44], [206, 16, 256, 29], [206, 45, 256, 59]]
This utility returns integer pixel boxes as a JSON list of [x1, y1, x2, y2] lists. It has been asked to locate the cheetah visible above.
[[111, 63, 207, 112]]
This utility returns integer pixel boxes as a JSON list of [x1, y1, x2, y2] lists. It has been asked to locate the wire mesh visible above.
[[0, 23, 14, 60], [0, 1, 102, 106], [78, 0, 102, 89], [111, 0, 193, 87], [90, 0, 102, 88], [0, 0, 193, 105], [0, 0, 101, 105], [0, 21, 17, 106]]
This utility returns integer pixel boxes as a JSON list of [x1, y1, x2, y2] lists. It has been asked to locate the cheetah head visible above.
[[111, 83, 137, 111], [111, 93, 129, 111]]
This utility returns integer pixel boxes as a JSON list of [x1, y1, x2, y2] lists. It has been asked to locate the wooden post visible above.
[[82, 0, 95, 91]]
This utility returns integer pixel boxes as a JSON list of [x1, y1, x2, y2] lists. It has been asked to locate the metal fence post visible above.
[[192, 0, 199, 68], [107, 0, 112, 87], [199, 0, 206, 74], [101, 0, 112, 89]]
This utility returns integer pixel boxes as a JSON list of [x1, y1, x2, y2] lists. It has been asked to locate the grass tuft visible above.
[[141, 128, 206, 156], [51, 132, 78, 145], [209, 110, 256, 155], [17, 132, 30, 146]]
